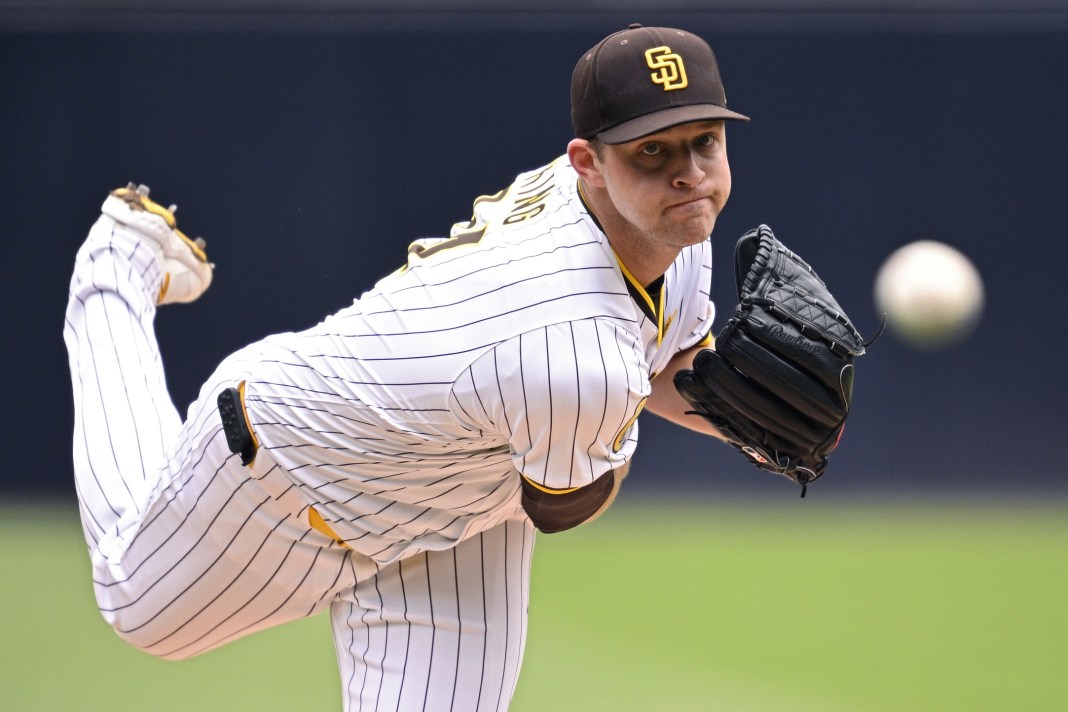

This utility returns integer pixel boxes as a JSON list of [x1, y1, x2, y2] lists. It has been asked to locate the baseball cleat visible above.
[[101, 183, 214, 304]]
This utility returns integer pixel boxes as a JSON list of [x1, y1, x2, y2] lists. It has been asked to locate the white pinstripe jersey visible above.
[[243, 155, 716, 565]]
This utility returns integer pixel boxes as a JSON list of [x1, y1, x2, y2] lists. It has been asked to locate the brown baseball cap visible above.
[[571, 24, 749, 144]]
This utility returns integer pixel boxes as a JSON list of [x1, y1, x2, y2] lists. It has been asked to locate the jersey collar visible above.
[[577, 179, 669, 346]]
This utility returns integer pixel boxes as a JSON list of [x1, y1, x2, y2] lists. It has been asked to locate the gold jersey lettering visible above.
[[504, 166, 555, 225]]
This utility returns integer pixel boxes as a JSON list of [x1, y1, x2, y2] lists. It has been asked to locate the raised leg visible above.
[[63, 186, 357, 659]]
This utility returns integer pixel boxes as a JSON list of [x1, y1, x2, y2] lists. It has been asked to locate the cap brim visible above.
[[597, 104, 750, 145]]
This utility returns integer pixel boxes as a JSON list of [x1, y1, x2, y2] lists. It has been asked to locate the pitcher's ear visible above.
[[567, 139, 605, 187]]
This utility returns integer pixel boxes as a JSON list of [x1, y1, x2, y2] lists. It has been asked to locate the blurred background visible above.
[[2, 1, 1067, 709], [4, 0, 1068, 503], [3, 0, 1068, 501]]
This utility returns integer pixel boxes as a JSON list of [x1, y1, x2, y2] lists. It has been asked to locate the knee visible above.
[[97, 607, 200, 662]]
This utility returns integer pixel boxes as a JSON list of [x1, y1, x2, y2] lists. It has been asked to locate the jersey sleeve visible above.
[[450, 318, 648, 491], [682, 296, 716, 350], [676, 241, 717, 351]]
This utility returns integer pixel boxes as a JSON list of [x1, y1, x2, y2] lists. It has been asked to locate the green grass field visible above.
[[2, 497, 1065, 711]]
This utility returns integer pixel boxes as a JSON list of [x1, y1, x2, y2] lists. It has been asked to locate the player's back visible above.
[[240, 156, 644, 563], [270, 156, 638, 431]]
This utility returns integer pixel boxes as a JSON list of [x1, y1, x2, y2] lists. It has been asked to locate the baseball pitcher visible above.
[[64, 25, 864, 710]]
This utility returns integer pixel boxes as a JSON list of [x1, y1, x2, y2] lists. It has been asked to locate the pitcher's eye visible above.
[[640, 143, 663, 156]]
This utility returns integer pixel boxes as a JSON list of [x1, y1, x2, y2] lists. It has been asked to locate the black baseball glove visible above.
[[674, 225, 867, 494]]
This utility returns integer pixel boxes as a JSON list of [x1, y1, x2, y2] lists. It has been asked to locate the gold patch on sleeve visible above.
[[612, 397, 648, 453]]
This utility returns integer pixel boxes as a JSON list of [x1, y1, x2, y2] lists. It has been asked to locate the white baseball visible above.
[[874, 240, 984, 349]]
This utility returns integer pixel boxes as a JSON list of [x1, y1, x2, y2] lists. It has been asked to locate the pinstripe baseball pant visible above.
[[64, 213, 534, 710]]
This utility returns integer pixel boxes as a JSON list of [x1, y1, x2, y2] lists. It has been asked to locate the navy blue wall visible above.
[[3, 17, 1066, 499]]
